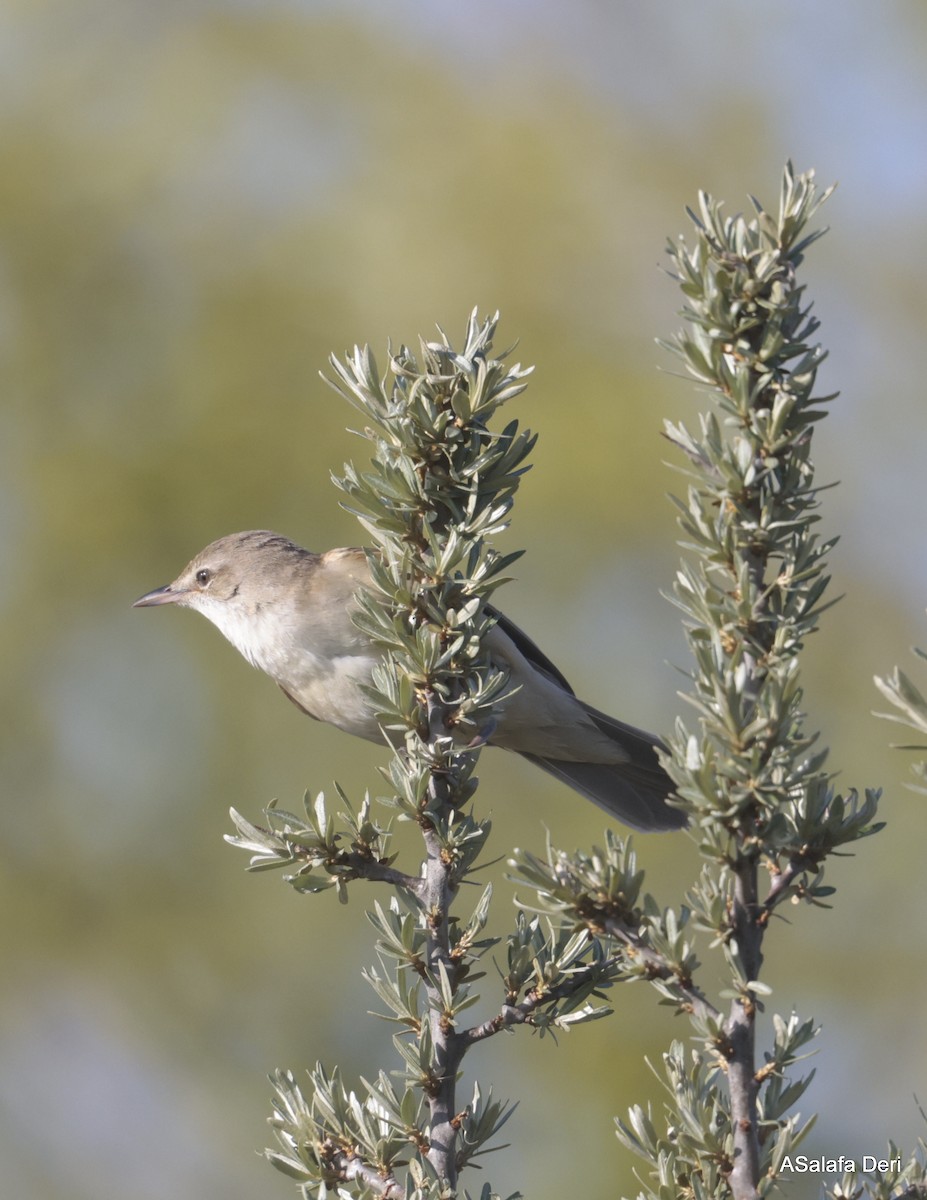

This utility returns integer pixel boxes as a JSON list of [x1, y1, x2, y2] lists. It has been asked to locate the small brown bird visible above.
[[134, 531, 684, 832]]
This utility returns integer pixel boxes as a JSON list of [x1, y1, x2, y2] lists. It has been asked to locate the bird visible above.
[[134, 531, 684, 832]]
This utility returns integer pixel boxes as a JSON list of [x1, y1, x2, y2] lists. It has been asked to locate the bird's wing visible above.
[[516, 750, 686, 830], [482, 606, 685, 831], [278, 684, 322, 721], [483, 603, 575, 695]]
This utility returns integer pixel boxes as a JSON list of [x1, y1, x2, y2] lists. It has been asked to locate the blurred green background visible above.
[[4, 2, 927, 1197]]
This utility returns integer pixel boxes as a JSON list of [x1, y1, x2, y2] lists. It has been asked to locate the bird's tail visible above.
[[518, 702, 686, 832]]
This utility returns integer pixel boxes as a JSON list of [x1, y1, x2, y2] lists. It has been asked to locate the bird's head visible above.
[[133, 531, 317, 668]]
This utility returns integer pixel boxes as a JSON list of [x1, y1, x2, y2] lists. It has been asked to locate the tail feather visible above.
[[518, 702, 685, 832]]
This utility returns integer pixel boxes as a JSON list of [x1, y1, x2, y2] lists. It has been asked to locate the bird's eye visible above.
[[195, 568, 212, 587]]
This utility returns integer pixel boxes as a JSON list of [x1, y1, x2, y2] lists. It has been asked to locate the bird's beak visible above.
[[133, 584, 185, 608]]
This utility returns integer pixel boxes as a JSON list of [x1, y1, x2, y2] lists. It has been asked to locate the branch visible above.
[[599, 913, 722, 1026], [459, 956, 621, 1047], [657, 164, 875, 1200], [226, 798, 424, 898], [420, 815, 461, 1185], [725, 863, 762, 1200], [322, 1147, 404, 1199]]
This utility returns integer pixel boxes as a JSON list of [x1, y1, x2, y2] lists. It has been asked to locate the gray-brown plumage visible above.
[[134, 531, 684, 832]]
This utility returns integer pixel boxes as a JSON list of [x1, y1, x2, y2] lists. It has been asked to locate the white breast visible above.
[[196, 589, 383, 740]]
